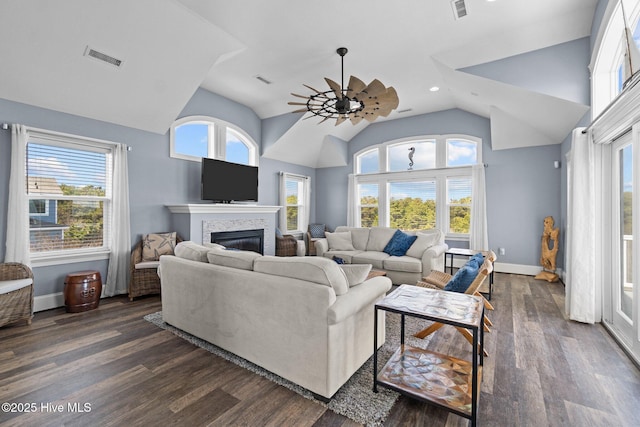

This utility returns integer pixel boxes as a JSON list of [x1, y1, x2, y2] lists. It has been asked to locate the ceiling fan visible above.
[[288, 47, 399, 126]]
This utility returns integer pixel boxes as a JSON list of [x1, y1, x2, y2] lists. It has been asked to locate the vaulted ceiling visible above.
[[0, 0, 596, 167]]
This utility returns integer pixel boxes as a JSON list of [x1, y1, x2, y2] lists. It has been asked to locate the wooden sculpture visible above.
[[535, 216, 560, 282]]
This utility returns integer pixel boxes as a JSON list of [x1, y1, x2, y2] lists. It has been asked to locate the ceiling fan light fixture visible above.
[[288, 47, 399, 125]]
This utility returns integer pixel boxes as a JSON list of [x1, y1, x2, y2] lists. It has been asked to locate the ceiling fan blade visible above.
[[349, 114, 364, 125], [324, 78, 343, 100], [291, 93, 311, 99], [358, 79, 387, 99], [303, 84, 325, 94], [346, 76, 366, 99], [371, 87, 399, 109], [288, 101, 309, 106], [335, 115, 347, 126]]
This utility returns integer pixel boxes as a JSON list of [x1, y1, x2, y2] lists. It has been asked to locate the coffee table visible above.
[[373, 285, 484, 426]]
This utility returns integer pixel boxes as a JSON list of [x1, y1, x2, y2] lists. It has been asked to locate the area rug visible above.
[[144, 310, 434, 426]]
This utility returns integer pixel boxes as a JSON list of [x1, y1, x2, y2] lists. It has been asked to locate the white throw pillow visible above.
[[340, 264, 372, 287], [406, 230, 441, 259], [325, 231, 356, 251]]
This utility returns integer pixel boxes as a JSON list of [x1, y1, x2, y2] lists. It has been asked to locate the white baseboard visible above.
[[34, 292, 64, 312], [34, 285, 108, 312]]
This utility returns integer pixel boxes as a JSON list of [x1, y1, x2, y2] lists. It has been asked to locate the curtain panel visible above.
[[5, 125, 30, 265]]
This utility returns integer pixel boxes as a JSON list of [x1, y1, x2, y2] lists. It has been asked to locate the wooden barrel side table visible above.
[[64, 270, 102, 313]]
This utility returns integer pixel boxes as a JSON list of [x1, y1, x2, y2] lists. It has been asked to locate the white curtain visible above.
[[105, 144, 131, 296], [302, 177, 311, 233], [278, 173, 287, 231], [470, 164, 489, 251], [5, 125, 30, 265], [566, 128, 597, 323], [346, 174, 356, 227]]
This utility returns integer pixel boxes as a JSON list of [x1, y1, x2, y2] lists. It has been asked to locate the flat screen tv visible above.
[[201, 158, 258, 203]]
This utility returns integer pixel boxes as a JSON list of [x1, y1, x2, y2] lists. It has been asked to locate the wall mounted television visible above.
[[201, 157, 258, 203]]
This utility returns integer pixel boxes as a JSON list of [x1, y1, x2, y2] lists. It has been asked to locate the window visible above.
[[447, 178, 472, 234], [353, 135, 480, 237], [389, 180, 436, 230], [170, 116, 258, 165], [358, 183, 379, 227], [356, 149, 379, 174], [592, 0, 640, 116], [26, 134, 112, 257], [280, 173, 310, 234], [388, 140, 436, 171]]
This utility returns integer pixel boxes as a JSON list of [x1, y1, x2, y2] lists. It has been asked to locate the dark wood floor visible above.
[[1, 273, 639, 426]]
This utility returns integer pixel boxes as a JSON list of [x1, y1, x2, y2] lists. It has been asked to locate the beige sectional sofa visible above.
[[315, 226, 448, 285], [159, 241, 392, 400]]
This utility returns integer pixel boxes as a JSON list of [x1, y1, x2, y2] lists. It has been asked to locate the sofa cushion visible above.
[[444, 263, 480, 293], [366, 227, 397, 252], [405, 230, 442, 259], [135, 261, 160, 270], [325, 231, 356, 251], [141, 232, 177, 261], [383, 229, 417, 256], [322, 250, 362, 263], [253, 256, 349, 295], [0, 278, 33, 295], [174, 241, 211, 263], [339, 264, 372, 287], [207, 249, 261, 271], [336, 226, 370, 251], [383, 256, 422, 273], [352, 251, 390, 269]]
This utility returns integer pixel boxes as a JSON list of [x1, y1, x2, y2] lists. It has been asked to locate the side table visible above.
[[445, 248, 493, 300], [373, 285, 484, 426], [64, 270, 102, 313]]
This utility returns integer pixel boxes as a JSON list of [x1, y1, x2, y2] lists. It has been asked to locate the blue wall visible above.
[[0, 88, 314, 297]]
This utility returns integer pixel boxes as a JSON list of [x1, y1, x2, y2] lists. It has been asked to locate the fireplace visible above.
[[211, 229, 264, 255]]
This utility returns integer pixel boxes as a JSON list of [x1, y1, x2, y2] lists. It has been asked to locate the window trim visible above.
[[24, 127, 118, 266], [170, 115, 259, 166], [283, 174, 308, 234]]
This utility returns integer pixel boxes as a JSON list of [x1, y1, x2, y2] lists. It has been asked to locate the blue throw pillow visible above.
[[444, 263, 480, 293], [309, 224, 326, 239], [383, 229, 418, 257], [466, 253, 484, 269], [275, 227, 284, 238]]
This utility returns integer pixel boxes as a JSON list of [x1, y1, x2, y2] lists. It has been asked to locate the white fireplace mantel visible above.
[[166, 204, 281, 255], [166, 204, 281, 215]]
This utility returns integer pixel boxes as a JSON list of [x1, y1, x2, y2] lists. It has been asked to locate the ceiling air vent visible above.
[[255, 75, 272, 85], [84, 46, 123, 68], [451, 0, 468, 20]]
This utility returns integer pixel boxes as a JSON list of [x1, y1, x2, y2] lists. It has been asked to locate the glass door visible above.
[[610, 134, 636, 346]]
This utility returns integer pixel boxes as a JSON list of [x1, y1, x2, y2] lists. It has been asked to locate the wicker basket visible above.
[[0, 263, 34, 327]]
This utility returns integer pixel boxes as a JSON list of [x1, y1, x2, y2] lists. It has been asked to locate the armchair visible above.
[[0, 262, 34, 327], [129, 232, 182, 301], [276, 233, 298, 257], [306, 223, 328, 256]]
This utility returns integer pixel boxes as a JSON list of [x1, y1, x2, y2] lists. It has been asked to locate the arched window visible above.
[[170, 116, 258, 166], [591, 0, 640, 117], [352, 135, 481, 237]]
